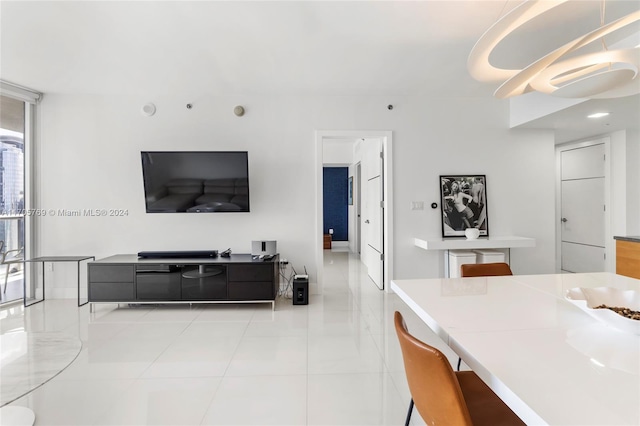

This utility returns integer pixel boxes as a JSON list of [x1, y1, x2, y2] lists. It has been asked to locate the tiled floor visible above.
[[1, 250, 462, 425]]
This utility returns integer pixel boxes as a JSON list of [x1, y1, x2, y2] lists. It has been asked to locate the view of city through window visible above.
[[0, 94, 26, 304]]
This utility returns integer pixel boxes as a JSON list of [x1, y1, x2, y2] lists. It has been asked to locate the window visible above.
[[0, 81, 39, 304], [0, 95, 26, 303]]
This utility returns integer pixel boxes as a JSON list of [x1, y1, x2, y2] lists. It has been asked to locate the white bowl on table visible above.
[[565, 286, 640, 335]]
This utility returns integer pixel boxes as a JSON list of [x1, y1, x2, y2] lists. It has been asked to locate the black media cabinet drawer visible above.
[[89, 282, 134, 301], [89, 265, 134, 283], [136, 273, 181, 300], [180, 265, 227, 300], [228, 264, 272, 282], [228, 281, 274, 300]]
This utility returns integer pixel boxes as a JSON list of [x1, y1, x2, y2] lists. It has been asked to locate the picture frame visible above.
[[348, 176, 353, 205], [440, 175, 488, 238]]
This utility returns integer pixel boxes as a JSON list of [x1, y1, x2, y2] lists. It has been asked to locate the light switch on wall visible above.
[[328, 228, 334, 235], [411, 201, 424, 211]]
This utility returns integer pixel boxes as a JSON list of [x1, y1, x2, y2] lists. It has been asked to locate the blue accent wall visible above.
[[323, 167, 348, 241]]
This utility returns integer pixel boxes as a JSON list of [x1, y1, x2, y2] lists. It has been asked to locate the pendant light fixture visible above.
[[468, 0, 640, 99]]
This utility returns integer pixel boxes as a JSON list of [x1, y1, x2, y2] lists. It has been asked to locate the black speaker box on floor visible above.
[[292, 275, 309, 305]]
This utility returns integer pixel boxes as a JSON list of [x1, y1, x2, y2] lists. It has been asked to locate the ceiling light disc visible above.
[[142, 103, 156, 116]]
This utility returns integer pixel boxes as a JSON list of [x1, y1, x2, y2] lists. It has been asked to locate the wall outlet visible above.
[[411, 201, 424, 211], [328, 228, 334, 235], [47, 263, 54, 272]]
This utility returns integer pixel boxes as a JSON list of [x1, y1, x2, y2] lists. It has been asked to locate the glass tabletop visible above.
[[24, 256, 95, 262]]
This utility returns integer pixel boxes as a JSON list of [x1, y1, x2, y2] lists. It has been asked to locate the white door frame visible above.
[[555, 136, 612, 272], [315, 130, 394, 291], [356, 162, 362, 255]]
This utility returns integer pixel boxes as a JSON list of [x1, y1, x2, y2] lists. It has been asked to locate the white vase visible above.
[[465, 228, 480, 240]]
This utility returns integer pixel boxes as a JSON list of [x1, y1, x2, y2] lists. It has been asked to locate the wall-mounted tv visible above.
[[141, 151, 250, 213]]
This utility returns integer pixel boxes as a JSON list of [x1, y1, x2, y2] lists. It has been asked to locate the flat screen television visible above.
[[141, 151, 250, 213]]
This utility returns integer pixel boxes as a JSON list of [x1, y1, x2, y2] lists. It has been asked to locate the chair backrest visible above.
[[1, 247, 23, 263], [394, 311, 473, 426], [460, 262, 513, 277]]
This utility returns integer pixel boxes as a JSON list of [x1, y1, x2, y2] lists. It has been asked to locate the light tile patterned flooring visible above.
[[1, 250, 462, 425]]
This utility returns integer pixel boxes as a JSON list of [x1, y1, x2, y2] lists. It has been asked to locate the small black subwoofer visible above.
[[292, 276, 309, 305]]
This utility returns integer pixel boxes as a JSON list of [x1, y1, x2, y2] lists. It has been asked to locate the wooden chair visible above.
[[460, 262, 513, 277], [394, 311, 524, 426]]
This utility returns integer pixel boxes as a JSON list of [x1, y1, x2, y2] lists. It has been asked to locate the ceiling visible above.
[[1, 1, 638, 142]]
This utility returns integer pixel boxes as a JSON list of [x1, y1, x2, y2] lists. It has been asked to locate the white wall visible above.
[[626, 129, 640, 235], [394, 98, 556, 277], [610, 129, 640, 238], [611, 131, 628, 246], [35, 94, 559, 296], [323, 140, 354, 165], [510, 91, 584, 128]]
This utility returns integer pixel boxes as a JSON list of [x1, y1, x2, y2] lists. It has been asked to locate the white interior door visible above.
[[356, 163, 362, 255], [362, 139, 383, 289], [366, 175, 383, 288], [560, 143, 605, 272]]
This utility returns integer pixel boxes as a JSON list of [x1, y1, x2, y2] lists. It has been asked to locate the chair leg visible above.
[[457, 357, 462, 371], [405, 398, 414, 426], [3, 264, 9, 294]]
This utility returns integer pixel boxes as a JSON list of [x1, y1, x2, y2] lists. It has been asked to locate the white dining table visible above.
[[391, 272, 640, 426]]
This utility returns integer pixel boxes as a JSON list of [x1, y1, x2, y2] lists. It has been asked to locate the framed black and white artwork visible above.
[[440, 175, 489, 238]]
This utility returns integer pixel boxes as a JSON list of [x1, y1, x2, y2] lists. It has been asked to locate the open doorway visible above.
[[315, 130, 393, 291], [322, 166, 349, 250]]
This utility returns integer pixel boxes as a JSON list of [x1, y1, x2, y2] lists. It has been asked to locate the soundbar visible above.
[[137, 250, 218, 259]]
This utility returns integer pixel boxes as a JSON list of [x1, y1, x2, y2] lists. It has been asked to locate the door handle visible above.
[[364, 220, 370, 224], [561, 218, 568, 223]]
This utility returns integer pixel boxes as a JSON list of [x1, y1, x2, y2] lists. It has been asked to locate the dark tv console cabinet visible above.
[[88, 254, 279, 310]]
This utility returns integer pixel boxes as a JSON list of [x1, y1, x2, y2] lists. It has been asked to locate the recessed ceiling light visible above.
[[587, 112, 610, 119]]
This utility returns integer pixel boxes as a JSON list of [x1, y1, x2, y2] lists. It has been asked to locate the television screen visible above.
[[141, 151, 250, 213]]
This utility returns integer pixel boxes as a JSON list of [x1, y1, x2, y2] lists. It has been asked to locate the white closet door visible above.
[[560, 144, 605, 272]]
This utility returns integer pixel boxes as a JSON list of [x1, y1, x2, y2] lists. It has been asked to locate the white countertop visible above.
[[391, 272, 640, 426], [414, 235, 536, 250]]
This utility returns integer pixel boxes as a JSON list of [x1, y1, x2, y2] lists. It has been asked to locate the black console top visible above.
[[137, 250, 219, 259], [93, 254, 279, 265]]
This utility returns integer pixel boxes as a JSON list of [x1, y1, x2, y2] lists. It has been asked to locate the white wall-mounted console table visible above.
[[414, 236, 536, 277]]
